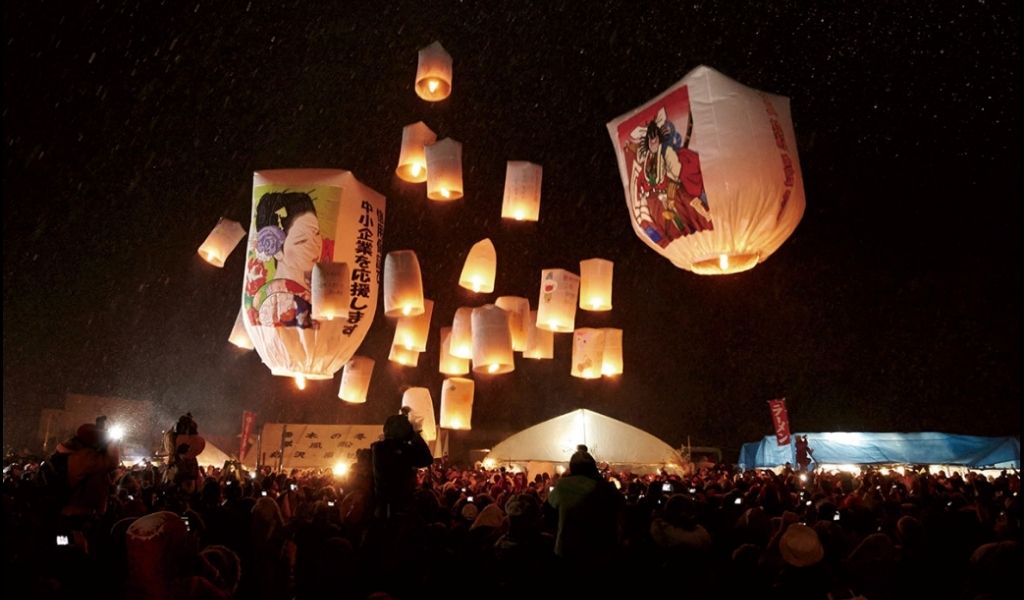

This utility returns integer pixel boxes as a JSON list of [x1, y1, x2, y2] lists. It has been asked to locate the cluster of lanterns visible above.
[[381, 243, 625, 390], [198, 51, 805, 439]]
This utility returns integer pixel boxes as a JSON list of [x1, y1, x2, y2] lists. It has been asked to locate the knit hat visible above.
[[76, 423, 101, 448], [383, 414, 413, 440], [569, 444, 598, 476], [780, 523, 824, 567], [460, 503, 479, 521]]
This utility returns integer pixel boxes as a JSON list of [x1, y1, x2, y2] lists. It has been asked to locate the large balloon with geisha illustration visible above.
[[242, 169, 386, 387], [607, 66, 805, 275]]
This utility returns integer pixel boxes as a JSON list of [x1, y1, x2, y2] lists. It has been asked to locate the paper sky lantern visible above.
[[395, 299, 434, 352], [495, 296, 530, 352], [579, 258, 613, 311], [388, 344, 420, 367], [607, 65, 805, 275], [415, 41, 452, 102], [228, 308, 254, 350], [601, 328, 623, 376], [459, 238, 496, 293], [523, 310, 554, 359], [396, 121, 437, 183], [242, 169, 385, 383], [339, 356, 374, 404], [383, 250, 425, 317], [402, 387, 437, 442], [450, 307, 474, 360], [500, 161, 542, 222], [440, 377, 474, 430], [425, 138, 463, 201], [439, 326, 470, 375], [571, 328, 606, 379], [536, 268, 579, 332], [310, 262, 350, 321], [198, 218, 246, 268], [471, 304, 514, 374]]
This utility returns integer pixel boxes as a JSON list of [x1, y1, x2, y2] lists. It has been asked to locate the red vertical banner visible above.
[[768, 399, 791, 446], [239, 410, 257, 463]]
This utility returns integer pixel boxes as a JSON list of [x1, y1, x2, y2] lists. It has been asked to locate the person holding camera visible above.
[[370, 410, 433, 519], [48, 417, 120, 518]]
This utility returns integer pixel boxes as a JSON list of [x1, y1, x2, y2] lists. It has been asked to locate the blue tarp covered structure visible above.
[[738, 432, 1020, 470]]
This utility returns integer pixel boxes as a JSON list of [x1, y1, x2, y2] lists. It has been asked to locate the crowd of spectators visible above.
[[2, 414, 1019, 599]]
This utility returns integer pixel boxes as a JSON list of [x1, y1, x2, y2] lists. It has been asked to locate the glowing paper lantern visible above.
[[571, 328, 606, 379], [311, 262, 350, 321], [607, 65, 805, 275], [383, 250, 425, 317], [415, 41, 452, 102], [198, 218, 246, 268], [579, 258, 613, 311], [439, 326, 470, 375], [601, 328, 623, 376], [450, 307, 474, 360], [402, 387, 437, 442], [395, 122, 437, 183], [425, 138, 463, 201], [339, 356, 375, 404], [495, 296, 530, 352], [536, 269, 579, 332], [500, 161, 542, 222], [523, 310, 554, 359], [440, 377, 474, 430], [228, 308, 254, 350], [395, 299, 434, 352], [471, 304, 514, 374], [388, 344, 420, 367], [242, 169, 385, 383], [459, 239, 496, 293]]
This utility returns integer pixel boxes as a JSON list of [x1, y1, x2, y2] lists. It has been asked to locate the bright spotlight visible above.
[[108, 424, 126, 442]]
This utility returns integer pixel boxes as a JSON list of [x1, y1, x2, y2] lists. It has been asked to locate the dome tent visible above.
[[486, 409, 685, 475], [196, 439, 234, 469]]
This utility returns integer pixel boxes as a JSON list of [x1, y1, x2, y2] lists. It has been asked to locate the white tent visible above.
[[196, 439, 234, 468], [486, 409, 685, 476]]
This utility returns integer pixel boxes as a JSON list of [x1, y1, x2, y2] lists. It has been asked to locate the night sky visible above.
[[3, 1, 1020, 457]]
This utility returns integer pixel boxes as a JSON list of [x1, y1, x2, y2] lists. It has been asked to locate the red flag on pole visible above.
[[239, 410, 257, 463], [768, 399, 791, 446]]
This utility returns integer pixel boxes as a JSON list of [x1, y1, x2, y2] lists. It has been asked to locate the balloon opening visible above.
[[691, 252, 760, 275]]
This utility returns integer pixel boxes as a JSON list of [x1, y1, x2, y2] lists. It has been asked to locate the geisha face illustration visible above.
[[246, 191, 323, 328], [279, 211, 322, 283]]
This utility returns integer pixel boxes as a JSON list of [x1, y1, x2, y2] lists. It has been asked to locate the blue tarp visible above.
[[738, 432, 1020, 470]]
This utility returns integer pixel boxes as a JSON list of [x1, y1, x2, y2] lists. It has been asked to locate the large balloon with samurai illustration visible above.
[[242, 169, 386, 384], [607, 65, 805, 275]]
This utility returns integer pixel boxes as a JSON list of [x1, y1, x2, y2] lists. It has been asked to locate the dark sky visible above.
[[3, 1, 1020, 456]]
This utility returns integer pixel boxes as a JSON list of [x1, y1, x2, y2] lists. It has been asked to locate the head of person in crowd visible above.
[[569, 444, 599, 478]]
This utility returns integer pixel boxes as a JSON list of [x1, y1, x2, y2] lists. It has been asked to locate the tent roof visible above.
[[738, 432, 1020, 470], [486, 409, 683, 467], [196, 438, 234, 468]]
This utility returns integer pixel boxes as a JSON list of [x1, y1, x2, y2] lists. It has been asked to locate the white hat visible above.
[[780, 523, 824, 567]]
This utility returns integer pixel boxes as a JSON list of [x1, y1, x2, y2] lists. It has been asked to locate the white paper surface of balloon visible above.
[[242, 169, 385, 381], [606, 65, 805, 275]]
